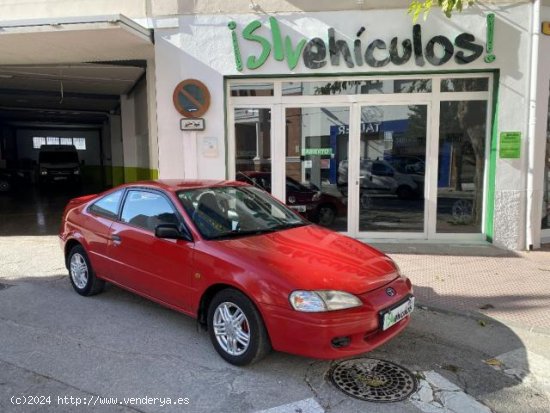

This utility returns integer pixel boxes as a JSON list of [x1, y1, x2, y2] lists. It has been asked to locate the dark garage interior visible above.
[[0, 63, 147, 235]]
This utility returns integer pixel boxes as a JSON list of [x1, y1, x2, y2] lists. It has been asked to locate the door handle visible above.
[[111, 234, 122, 246]]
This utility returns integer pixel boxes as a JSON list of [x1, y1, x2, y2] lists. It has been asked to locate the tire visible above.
[[396, 185, 414, 200], [207, 289, 271, 366], [317, 204, 336, 226], [67, 245, 105, 296]]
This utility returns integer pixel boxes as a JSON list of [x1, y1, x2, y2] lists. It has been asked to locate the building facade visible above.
[[0, 0, 549, 250]]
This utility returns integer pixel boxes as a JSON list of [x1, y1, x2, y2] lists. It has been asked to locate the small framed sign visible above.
[[180, 118, 205, 131], [499, 131, 521, 159]]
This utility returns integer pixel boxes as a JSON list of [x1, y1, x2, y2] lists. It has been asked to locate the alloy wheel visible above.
[[70, 253, 88, 289], [213, 302, 251, 356]]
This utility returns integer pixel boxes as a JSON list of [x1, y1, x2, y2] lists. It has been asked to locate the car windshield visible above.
[[39, 151, 78, 164], [177, 186, 307, 240]]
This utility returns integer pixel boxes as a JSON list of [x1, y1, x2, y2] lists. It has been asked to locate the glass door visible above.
[[352, 104, 428, 237], [284, 105, 350, 232]]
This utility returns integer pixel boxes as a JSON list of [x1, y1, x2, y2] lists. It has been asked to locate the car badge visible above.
[[386, 287, 396, 297]]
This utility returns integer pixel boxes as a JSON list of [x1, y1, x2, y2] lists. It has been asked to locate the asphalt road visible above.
[[1, 237, 549, 412]]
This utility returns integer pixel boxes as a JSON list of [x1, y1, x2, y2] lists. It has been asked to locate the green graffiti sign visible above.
[[485, 13, 496, 63], [228, 17, 495, 72]]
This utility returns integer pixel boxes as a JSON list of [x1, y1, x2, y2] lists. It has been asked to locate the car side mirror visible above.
[[155, 224, 192, 241]]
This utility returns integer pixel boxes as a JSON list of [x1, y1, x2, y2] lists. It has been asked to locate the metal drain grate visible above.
[[330, 358, 417, 403]]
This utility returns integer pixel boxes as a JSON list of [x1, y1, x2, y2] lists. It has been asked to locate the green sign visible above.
[[228, 16, 494, 72], [302, 148, 333, 156], [499, 132, 521, 159]]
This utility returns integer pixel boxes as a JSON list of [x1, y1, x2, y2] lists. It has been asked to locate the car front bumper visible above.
[[261, 276, 412, 359]]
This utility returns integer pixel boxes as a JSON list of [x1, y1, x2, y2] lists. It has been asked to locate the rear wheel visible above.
[[207, 289, 271, 366], [67, 245, 105, 296]]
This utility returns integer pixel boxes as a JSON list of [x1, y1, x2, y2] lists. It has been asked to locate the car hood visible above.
[[208, 225, 398, 295]]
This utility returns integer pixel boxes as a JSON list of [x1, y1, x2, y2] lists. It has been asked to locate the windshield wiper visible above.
[[207, 228, 277, 240], [271, 222, 308, 231]]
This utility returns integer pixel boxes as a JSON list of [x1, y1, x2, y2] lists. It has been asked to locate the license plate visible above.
[[380, 296, 414, 331], [53, 176, 67, 181], [289, 205, 306, 212]]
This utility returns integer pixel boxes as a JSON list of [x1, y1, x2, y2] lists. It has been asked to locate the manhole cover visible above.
[[330, 358, 417, 403]]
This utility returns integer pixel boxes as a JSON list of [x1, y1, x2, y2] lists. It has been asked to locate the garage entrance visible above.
[[0, 16, 155, 235]]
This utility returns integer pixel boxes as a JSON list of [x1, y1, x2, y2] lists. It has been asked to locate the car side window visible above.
[[120, 190, 179, 232], [89, 189, 124, 220], [372, 161, 392, 175]]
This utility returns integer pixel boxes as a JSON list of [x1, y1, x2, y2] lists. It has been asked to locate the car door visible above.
[[370, 161, 397, 193], [84, 189, 124, 277], [107, 189, 195, 312]]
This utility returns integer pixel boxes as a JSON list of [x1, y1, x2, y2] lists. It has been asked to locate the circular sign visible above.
[[172, 79, 211, 118]]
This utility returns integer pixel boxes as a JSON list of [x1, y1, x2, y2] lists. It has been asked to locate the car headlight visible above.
[[289, 290, 362, 312], [73, 169, 80, 175], [312, 191, 321, 201], [40, 169, 48, 176]]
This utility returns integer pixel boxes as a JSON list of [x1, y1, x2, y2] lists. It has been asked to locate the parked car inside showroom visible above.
[[59, 180, 414, 365]]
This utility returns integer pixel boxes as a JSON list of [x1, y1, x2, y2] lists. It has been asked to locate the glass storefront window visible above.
[[437, 100, 487, 233], [285, 107, 350, 231], [441, 78, 488, 92], [282, 79, 431, 96], [234, 108, 272, 189], [229, 75, 492, 240], [230, 83, 274, 97], [358, 105, 427, 233]]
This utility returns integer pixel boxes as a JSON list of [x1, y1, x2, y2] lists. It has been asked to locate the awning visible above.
[[0, 15, 153, 64]]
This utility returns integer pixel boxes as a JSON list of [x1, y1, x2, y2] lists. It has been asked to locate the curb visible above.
[[416, 300, 550, 337]]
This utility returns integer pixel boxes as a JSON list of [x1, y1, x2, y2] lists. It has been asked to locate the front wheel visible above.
[[67, 245, 105, 296], [207, 289, 271, 366]]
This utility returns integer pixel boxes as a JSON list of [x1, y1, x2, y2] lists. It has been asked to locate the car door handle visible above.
[[111, 234, 122, 245]]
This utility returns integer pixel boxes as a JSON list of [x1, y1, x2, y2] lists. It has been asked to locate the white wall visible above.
[[16, 128, 101, 165], [120, 78, 150, 169], [153, 3, 533, 248]]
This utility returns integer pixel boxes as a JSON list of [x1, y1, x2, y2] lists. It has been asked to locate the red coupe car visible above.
[[59, 180, 414, 365]]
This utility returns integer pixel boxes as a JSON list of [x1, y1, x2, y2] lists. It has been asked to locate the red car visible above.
[[59, 180, 413, 365]]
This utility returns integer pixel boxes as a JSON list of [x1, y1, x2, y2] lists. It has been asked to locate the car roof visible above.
[[119, 179, 249, 192]]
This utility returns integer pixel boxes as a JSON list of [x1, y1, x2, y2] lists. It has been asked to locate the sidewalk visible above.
[[375, 242, 550, 334]]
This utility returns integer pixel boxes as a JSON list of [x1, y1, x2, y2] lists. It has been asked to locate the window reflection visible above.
[[356, 105, 427, 233], [285, 107, 350, 231], [437, 100, 487, 233], [234, 108, 272, 177]]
